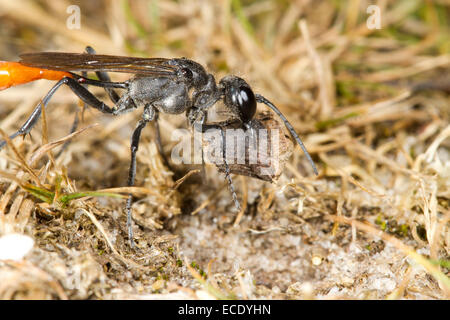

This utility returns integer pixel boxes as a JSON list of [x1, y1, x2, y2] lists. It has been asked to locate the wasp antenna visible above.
[[255, 94, 318, 176]]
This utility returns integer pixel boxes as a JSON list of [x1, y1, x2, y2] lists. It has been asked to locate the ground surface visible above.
[[0, 0, 449, 300]]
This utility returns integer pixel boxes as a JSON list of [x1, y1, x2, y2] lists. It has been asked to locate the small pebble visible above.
[[0, 233, 34, 261]]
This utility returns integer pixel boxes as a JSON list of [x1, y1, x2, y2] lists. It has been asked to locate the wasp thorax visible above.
[[220, 75, 257, 123]]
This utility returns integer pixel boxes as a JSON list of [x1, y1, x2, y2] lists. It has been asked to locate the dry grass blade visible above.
[[28, 124, 99, 167], [184, 257, 232, 300], [0, 1, 114, 51], [233, 176, 248, 227], [38, 98, 57, 170], [0, 129, 41, 186], [98, 186, 168, 202], [77, 208, 142, 270], [366, 55, 450, 82], [172, 169, 200, 190], [299, 20, 335, 118], [3, 260, 68, 300], [0, 0, 448, 300], [413, 125, 450, 171], [191, 181, 228, 215]]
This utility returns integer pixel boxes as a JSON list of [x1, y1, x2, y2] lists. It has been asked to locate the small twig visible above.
[[0, 129, 42, 187], [173, 169, 200, 190]]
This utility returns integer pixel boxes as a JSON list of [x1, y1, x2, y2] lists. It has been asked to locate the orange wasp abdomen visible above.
[[0, 61, 72, 91]]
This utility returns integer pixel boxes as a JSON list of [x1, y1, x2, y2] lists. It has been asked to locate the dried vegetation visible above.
[[0, 0, 449, 299]]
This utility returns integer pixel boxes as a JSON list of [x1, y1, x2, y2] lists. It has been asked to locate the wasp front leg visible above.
[[189, 116, 242, 212]]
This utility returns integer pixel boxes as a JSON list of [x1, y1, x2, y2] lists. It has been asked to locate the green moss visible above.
[[122, 0, 148, 39], [375, 214, 387, 231], [375, 214, 410, 238], [190, 261, 207, 279], [231, 0, 255, 38]]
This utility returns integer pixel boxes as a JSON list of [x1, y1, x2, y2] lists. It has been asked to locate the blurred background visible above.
[[0, 0, 448, 300]]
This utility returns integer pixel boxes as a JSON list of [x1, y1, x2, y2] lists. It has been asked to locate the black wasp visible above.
[[0, 47, 318, 247]]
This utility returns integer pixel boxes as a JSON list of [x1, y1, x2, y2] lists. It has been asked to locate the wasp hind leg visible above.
[[0, 77, 116, 150], [56, 45, 123, 158], [153, 111, 173, 171], [55, 68, 89, 159], [125, 105, 155, 248]]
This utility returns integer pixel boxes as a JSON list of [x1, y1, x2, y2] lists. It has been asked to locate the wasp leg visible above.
[[84, 49, 167, 171], [55, 68, 90, 158], [78, 70, 89, 122], [87, 47, 166, 167], [192, 121, 241, 211], [188, 109, 209, 182], [219, 126, 241, 211], [125, 106, 155, 248], [57, 43, 127, 157], [153, 111, 173, 171], [86, 49, 165, 167], [85, 46, 121, 104], [0, 77, 116, 150]]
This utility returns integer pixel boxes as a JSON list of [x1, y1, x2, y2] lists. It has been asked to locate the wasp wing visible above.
[[19, 52, 178, 76]]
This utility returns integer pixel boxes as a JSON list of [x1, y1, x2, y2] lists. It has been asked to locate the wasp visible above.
[[0, 47, 318, 247]]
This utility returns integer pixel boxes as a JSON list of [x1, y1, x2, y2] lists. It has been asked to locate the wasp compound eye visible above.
[[220, 76, 257, 123], [234, 85, 256, 123]]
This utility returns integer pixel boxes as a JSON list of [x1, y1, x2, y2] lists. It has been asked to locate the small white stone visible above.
[[311, 255, 322, 266], [372, 277, 397, 291], [195, 289, 216, 300], [0, 233, 34, 261], [299, 282, 313, 296], [272, 286, 281, 294]]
